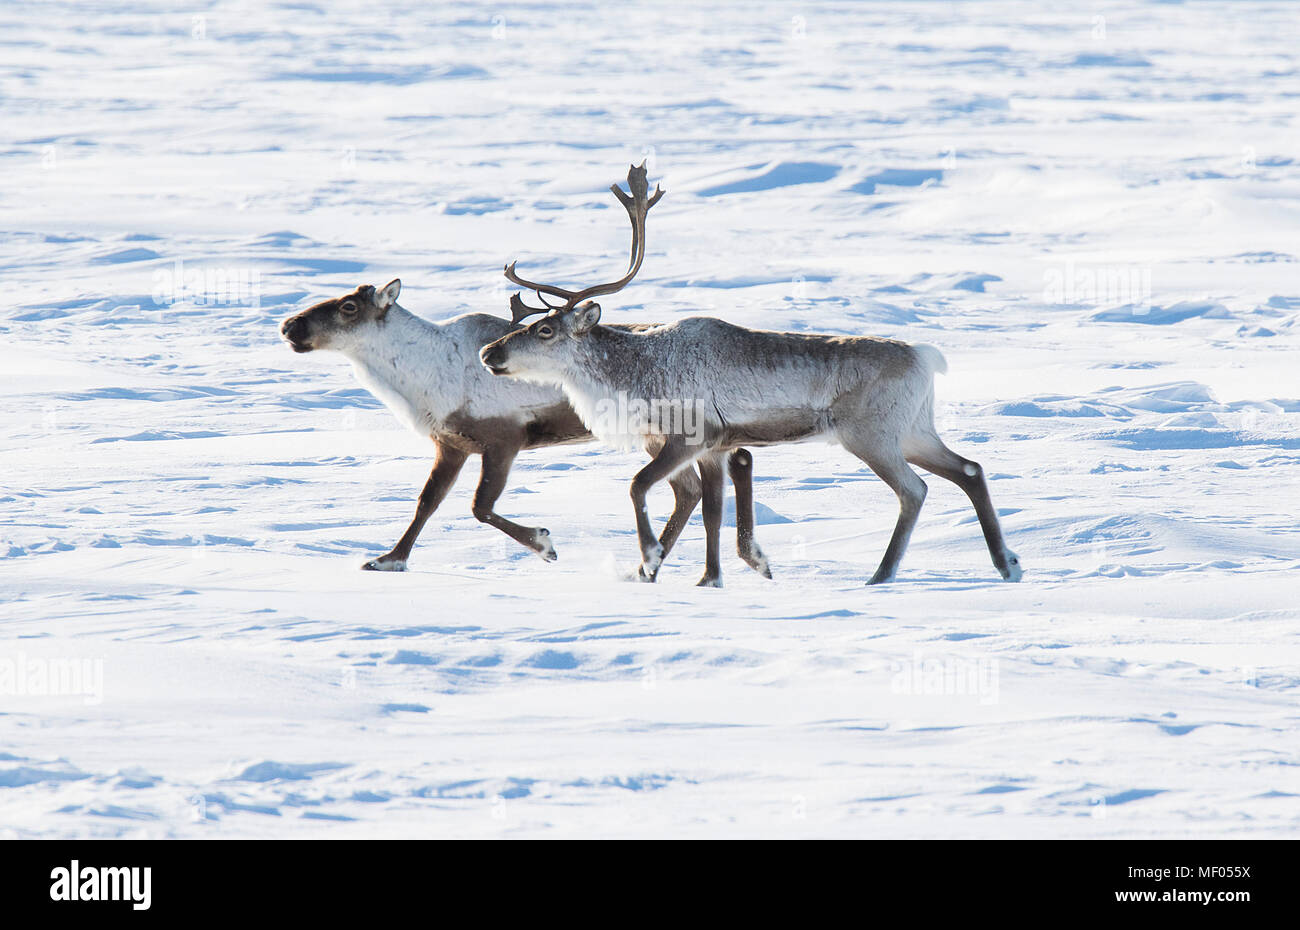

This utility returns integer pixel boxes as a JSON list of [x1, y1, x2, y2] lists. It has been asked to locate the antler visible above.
[[506, 161, 664, 323]]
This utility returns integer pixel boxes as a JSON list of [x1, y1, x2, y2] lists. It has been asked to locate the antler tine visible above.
[[565, 162, 664, 305], [509, 292, 550, 325], [612, 160, 664, 267], [508, 288, 566, 326], [502, 161, 665, 319], [503, 261, 581, 303]]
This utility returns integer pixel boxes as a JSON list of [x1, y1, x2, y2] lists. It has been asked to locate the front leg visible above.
[[637, 469, 702, 582], [727, 448, 772, 579], [473, 441, 557, 561], [363, 443, 467, 572], [697, 453, 725, 587], [630, 436, 699, 580]]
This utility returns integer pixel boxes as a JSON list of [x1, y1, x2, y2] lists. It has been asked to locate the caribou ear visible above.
[[375, 278, 401, 314], [571, 301, 601, 335]]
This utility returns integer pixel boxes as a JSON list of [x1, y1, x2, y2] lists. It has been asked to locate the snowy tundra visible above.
[[1, 1, 1297, 838]]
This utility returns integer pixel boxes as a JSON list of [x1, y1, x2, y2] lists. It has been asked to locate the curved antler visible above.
[[506, 161, 664, 324]]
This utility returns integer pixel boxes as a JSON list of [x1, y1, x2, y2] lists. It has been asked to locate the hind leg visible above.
[[843, 442, 927, 585], [727, 449, 772, 578], [471, 442, 557, 561], [905, 434, 1022, 581]]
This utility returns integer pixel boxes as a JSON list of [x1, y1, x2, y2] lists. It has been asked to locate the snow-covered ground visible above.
[[2, 0, 1298, 838]]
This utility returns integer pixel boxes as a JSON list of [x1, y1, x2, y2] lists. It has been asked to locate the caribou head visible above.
[[481, 162, 661, 378], [280, 279, 402, 353]]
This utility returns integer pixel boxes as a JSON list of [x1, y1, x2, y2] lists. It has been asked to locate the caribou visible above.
[[279, 169, 770, 583], [480, 164, 1022, 587]]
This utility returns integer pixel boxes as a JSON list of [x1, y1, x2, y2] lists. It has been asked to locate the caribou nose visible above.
[[480, 344, 506, 372], [281, 316, 311, 351]]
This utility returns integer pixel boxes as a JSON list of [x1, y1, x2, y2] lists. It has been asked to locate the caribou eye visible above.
[[537, 324, 554, 339], [340, 301, 358, 316]]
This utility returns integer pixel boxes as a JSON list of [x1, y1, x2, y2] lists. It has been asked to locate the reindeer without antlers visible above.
[[481, 164, 1022, 587], [279, 163, 771, 582]]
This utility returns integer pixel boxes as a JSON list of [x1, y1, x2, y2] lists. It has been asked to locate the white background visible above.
[[1, 0, 1297, 837]]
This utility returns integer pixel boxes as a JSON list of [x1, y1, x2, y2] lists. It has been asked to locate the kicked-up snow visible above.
[[1, 0, 1297, 837]]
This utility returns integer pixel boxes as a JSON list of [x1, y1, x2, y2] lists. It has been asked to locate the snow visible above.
[[2, 0, 1298, 837]]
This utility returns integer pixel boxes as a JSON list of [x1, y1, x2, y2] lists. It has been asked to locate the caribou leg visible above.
[[629, 436, 699, 580], [638, 469, 702, 582], [905, 436, 1022, 581], [843, 441, 927, 586], [363, 442, 467, 572], [697, 453, 725, 587], [637, 448, 773, 583], [472, 441, 557, 561], [727, 448, 772, 578]]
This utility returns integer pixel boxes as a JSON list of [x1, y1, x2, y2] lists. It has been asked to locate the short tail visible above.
[[913, 343, 948, 376]]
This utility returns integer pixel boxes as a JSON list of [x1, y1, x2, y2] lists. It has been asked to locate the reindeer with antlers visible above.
[[279, 164, 771, 582], [481, 164, 1023, 587]]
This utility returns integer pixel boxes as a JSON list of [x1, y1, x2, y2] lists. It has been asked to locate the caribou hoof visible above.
[[639, 542, 665, 579], [1002, 551, 1023, 582], [534, 529, 558, 562], [696, 575, 723, 588], [742, 547, 773, 579], [363, 557, 407, 572]]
